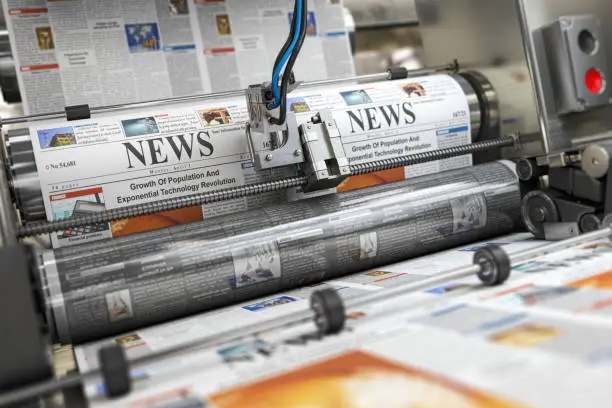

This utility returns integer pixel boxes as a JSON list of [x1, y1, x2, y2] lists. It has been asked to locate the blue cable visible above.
[[269, 0, 302, 109]]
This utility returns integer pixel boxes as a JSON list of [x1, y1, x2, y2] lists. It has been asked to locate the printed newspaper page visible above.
[[2, 0, 354, 115], [285, 74, 473, 199], [28, 74, 472, 248], [73, 232, 545, 371], [74, 233, 612, 407]]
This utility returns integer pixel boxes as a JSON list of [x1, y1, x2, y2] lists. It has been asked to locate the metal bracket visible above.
[[245, 82, 305, 170], [299, 110, 351, 193], [521, 142, 612, 240]]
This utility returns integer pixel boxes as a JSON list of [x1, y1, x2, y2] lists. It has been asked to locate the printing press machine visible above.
[[2, 0, 612, 406]]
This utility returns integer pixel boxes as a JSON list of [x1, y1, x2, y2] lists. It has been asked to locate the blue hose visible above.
[[269, 0, 302, 109]]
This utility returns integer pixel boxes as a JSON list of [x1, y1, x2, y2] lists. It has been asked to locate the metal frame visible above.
[[415, 0, 612, 162]]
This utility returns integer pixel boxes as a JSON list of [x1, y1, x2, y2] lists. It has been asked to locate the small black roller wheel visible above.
[[474, 245, 511, 286], [99, 344, 131, 398], [516, 158, 541, 181], [579, 213, 602, 233], [521, 190, 561, 239], [310, 288, 346, 336]]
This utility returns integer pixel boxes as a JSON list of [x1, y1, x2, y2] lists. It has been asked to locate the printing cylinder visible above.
[[4, 72, 495, 223], [40, 161, 521, 344]]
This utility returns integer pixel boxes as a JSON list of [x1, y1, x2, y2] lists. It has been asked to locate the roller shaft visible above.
[[17, 136, 516, 238]]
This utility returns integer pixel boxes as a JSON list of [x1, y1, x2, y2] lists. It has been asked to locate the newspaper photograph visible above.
[[74, 232, 612, 407], [2, 0, 354, 115], [28, 74, 473, 247]]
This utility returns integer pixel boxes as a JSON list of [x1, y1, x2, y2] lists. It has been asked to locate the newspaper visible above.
[[72, 232, 612, 407], [2, 0, 353, 116], [26, 74, 473, 248], [73, 232, 545, 370], [42, 161, 516, 344], [73, 232, 612, 407]]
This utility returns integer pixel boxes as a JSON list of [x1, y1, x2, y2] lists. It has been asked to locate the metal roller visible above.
[[3, 70, 499, 223], [39, 160, 521, 344]]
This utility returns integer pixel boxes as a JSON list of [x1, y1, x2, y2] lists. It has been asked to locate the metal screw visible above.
[[327, 122, 334, 127], [265, 154, 273, 161], [293, 149, 302, 157], [533, 207, 546, 223], [560, 17, 572, 28], [307, 124, 312, 130]]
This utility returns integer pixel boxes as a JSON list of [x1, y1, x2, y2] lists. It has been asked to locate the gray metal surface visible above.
[[540, 15, 610, 115], [40, 161, 522, 344], [582, 143, 612, 179], [415, 0, 612, 161], [299, 110, 351, 192]]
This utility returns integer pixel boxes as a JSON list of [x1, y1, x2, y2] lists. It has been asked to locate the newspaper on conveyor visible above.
[[72, 231, 612, 407]]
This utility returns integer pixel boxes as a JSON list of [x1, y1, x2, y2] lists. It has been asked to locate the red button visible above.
[[585, 69, 604, 94]]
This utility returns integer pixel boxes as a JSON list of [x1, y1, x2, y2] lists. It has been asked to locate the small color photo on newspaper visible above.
[[242, 296, 298, 312], [37, 127, 76, 149], [340, 89, 372, 106], [199, 107, 231, 126], [35, 27, 55, 51], [287, 96, 310, 113], [49, 188, 110, 241], [121, 117, 160, 138], [169, 0, 189, 15], [215, 14, 232, 36], [401, 82, 426, 98], [125, 23, 161, 53], [217, 339, 275, 363]]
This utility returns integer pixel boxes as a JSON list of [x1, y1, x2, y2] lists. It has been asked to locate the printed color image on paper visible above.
[[340, 89, 372, 106], [199, 108, 231, 126], [121, 117, 160, 138], [35, 27, 55, 50], [37, 127, 76, 149], [402, 83, 426, 98], [208, 350, 525, 407], [489, 323, 561, 347], [169, 0, 189, 15], [125, 23, 161, 52]]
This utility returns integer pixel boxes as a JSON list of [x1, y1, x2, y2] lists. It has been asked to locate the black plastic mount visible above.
[[386, 67, 409, 80], [65, 104, 91, 121], [518, 148, 612, 240], [0, 244, 53, 404]]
